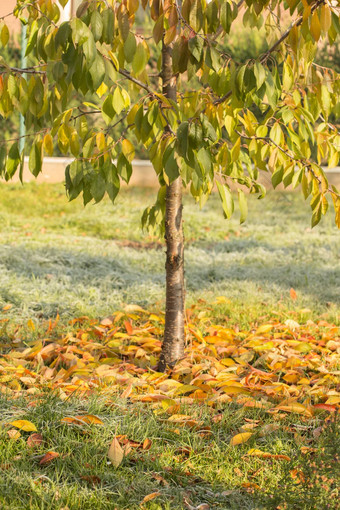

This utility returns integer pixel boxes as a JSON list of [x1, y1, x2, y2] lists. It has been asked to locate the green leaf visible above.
[[6, 142, 20, 179], [124, 32, 137, 63], [271, 167, 284, 189], [163, 147, 179, 184], [91, 11, 103, 42], [102, 94, 115, 125], [113, 87, 125, 115], [216, 181, 234, 219], [177, 122, 189, 158], [90, 175, 106, 202], [89, 54, 106, 90], [188, 36, 204, 62], [254, 62, 266, 90], [221, 1, 232, 33], [132, 43, 148, 76], [117, 153, 132, 183], [29, 141, 42, 177], [238, 189, 248, 224]]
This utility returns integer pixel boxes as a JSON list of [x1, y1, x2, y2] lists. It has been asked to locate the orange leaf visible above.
[[39, 451, 59, 465], [2, 304, 12, 311], [290, 288, 297, 300], [143, 438, 152, 450], [141, 492, 160, 504], [124, 320, 133, 335], [230, 432, 253, 446]]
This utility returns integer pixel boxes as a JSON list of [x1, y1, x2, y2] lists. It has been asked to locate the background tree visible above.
[[0, 0, 339, 370]]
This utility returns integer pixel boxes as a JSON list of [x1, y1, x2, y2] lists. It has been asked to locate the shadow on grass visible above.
[[1, 240, 339, 307]]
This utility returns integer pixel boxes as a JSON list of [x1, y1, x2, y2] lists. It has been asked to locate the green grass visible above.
[[0, 393, 339, 510], [0, 183, 339, 509], [0, 183, 339, 326]]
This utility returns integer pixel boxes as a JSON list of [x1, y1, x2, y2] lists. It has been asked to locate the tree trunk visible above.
[[158, 39, 185, 372]]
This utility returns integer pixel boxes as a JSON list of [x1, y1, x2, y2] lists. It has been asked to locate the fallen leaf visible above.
[[61, 415, 104, 426], [245, 449, 291, 461], [27, 433, 43, 448], [108, 437, 124, 467], [10, 420, 37, 432], [2, 304, 12, 311], [7, 429, 21, 440], [230, 432, 253, 446], [141, 492, 160, 504], [290, 288, 297, 300], [142, 438, 152, 450], [39, 451, 59, 465]]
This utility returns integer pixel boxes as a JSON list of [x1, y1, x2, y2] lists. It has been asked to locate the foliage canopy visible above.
[[0, 0, 339, 229]]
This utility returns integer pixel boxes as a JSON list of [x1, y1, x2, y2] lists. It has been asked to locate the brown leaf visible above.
[[39, 451, 59, 465], [108, 437, 124, 467], [27, 433, 43, 448]]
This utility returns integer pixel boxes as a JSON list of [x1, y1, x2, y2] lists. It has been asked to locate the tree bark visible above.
[[158, 39, 185, 372]]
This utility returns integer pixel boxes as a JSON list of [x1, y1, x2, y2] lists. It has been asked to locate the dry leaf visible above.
[[141, 492, 160, 504], [7, 429, 21, 440], [230, 432, 253, 446], [108, 437, 124, 467], [290, 288, 297, 300], [27, 433, 43, 448], [39, 451, 59, 465]]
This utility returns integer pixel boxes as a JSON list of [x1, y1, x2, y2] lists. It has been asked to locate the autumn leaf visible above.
[[10, 420, 37, 432], [61, 415, 104, 426], [108, 437, 124, 467], [230, 433, 253, 446], [245, 449, 291, 461], [290, 288, 297, 300], [141, 492, 160, 504], [27, 433, 43, 448], [7, 429, 21, 440], [39, 451, 59, 465]]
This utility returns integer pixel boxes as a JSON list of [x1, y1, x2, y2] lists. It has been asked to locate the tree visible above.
[[0, 0, 339, 370]]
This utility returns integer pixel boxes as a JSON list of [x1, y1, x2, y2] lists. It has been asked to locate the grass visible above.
[[0, 183, 339, 325], [0, 394, 339, 510], [0, 183, 339, 509]]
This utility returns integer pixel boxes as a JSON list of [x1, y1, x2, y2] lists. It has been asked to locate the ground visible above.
[[0, 184, 339, 510]]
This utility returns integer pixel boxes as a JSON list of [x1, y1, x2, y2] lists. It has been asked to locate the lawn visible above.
[[0, 183, 339, 510]]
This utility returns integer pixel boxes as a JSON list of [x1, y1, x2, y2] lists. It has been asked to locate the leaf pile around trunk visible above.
[[0, 302, 339, 419]]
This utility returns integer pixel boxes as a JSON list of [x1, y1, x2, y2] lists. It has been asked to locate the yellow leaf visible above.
[[141, 492, 160, 504], [310, 11, 321, 42], [10, 420, 37, 432], [320, 5, 331, 32], [121, 139, 135, 163], [27, 319, 35, 331], [230, 432, 253, 446], [108, 437, 124, 467], [255, 324, 273, 335], [274, 403, 312, 417]]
